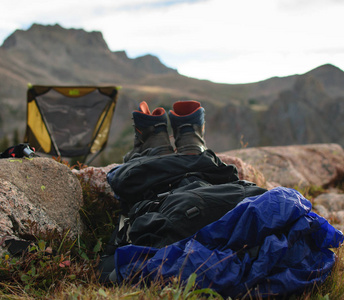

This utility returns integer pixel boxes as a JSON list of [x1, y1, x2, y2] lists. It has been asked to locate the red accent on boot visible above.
[[151, 107, 165, 116], [170, 100, 201, 116], [137, 101, 165, 116]]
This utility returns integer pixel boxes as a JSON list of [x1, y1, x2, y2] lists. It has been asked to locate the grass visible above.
[[1, 245, 344, 299], [0, 161, 343, 299], [0, 244, 223, 299]]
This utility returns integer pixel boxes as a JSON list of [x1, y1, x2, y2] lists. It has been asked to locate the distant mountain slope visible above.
[[0, 23, 343, 163]]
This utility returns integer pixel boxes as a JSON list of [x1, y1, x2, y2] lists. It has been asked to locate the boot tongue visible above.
[[138, 101, 151, 115]]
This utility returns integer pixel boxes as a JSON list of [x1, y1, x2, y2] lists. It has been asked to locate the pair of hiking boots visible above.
[[124, 100, 207, 162]]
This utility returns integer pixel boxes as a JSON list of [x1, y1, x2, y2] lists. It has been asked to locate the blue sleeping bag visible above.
[[113, 187, 343, 298]]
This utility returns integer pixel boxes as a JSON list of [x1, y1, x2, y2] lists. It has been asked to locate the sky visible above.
[[1, 0, 344, 84]]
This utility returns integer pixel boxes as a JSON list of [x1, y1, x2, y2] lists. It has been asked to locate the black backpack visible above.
[[105, 150, 267, 252], [108, 149, 239, 208], [127, 179, 267, 248]]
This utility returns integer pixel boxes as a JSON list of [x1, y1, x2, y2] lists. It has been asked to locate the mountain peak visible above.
[[0, 23, 178, 86], [2, 23, 110, 52], [309, 63, 343, 72], [306, 63, 344, 97], [133, 54, 177, 74]]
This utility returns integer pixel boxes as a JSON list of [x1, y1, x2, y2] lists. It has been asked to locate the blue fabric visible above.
[[113, 187, 343, 298]]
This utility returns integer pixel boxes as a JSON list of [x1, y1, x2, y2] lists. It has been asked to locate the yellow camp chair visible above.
[[24, 85, 118, 164]]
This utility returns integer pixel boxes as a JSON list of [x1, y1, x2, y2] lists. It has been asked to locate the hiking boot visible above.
[[123, 101, 174, 162], [169, 100, 207, 154]]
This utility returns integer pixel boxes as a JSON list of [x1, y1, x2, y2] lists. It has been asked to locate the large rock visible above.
[[221, 143, 344, 188], [0, 157, 83, 250]]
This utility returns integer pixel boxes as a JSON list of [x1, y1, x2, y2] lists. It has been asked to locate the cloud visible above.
[[179, 50, 340, 83], [116, 0, 207, 11], [278, 0, 344, 10]]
